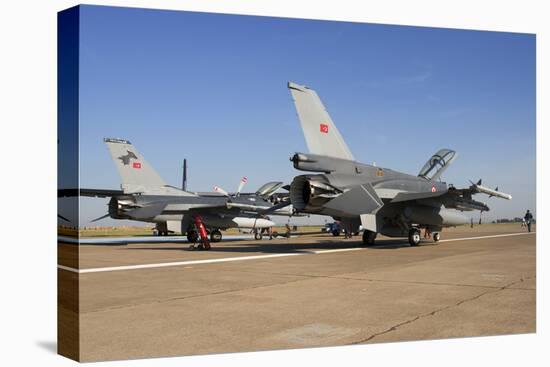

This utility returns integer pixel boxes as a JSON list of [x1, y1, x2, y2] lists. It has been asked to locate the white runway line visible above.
[[58, 232, 534, 274], [438, 232, 534, 243]]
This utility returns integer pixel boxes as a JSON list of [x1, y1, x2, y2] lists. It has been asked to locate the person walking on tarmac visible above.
[[268, 225, 273, 240], [285, 223, 291, 238], [524, 210, 534, 232], [343, 223, 351, 239]]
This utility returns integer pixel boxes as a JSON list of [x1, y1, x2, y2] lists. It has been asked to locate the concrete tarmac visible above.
[[58, 224, 536, 361]]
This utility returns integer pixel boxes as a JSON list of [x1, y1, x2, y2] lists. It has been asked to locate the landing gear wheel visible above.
[[408, 228, 421, 246], [433, 232, 440, 243], [187, 230, 199, 243], [210, 229, 222, 243], [254, 232, 263, 240], [332, 230, 340, 237], [362, 230, 377, 246]]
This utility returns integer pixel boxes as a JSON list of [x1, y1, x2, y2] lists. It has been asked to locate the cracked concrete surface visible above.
[[350, 276, 534, 344], [62, 225, 535, 361]]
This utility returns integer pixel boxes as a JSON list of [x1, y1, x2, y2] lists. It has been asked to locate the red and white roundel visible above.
[[320, 123, 329, 133], [431, 185, 436, 193]]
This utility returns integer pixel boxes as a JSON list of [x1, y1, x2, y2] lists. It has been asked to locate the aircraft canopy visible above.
[[255, 181, 284, 197], [418, 149, 457, 181]]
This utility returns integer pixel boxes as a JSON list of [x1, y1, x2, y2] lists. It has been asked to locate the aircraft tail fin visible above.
[[104, 138, 167, 192], [288, 82, 354, 160]]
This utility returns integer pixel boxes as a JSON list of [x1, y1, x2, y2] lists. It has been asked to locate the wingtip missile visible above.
[[472, 182, 512, 200]]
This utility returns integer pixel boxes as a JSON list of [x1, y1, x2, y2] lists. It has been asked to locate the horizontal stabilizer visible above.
[[125, 202, 167, 219], [324, 183, 383, 216], [58, 188, 125, 198]]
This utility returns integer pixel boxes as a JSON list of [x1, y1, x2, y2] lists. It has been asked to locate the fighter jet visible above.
[[58, 138, 295, 249], [282, 82, 512, 246]]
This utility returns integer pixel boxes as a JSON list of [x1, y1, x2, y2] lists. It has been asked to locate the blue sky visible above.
[[75, 5, 536, 225]]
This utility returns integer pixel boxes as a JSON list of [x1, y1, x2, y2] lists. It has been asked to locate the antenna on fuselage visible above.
[[182, 159, 188, 191]]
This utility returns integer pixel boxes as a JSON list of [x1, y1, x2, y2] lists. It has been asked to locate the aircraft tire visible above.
[[433, 232, 440, 242], [254, 232, 263, 240], [210, 230, 222, 243], [332, 230, 340, 236], [408, 228, 421, 246], [362, 230, 377, 246]]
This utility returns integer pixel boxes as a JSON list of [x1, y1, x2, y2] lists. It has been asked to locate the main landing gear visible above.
[[362, 230, 377, 246], [188, 216, 211, 251], [210, 229, 222, 243], [254, 231, 263, 241], [408, 228, 421, 246]]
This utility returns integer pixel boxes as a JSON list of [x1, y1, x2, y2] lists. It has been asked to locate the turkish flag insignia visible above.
[[133, 162, 142, 169], [320, 123, 329, 133]]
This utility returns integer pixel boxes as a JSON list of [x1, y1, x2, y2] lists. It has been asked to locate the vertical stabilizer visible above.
[[288, 82, 354, 160], [104, 138, 166, 192]]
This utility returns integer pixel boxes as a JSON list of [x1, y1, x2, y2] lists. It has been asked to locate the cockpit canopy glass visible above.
[[255, 181, 284, 197], [418, 149, 457, 180]]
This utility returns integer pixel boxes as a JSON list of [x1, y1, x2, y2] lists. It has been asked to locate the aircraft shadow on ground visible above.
[[119, 238, 438, 253]]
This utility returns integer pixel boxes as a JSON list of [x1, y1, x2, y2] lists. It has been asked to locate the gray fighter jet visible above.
[[59, 138, 294, 248], [283, 82, 511, 246]]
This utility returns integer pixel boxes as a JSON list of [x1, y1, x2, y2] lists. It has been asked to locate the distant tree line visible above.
[[492, 217, 536, 224]]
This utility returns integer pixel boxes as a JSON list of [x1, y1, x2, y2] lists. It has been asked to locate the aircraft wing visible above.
[[389, 191, 446, 203], [121, 202, 239, 219], [58, 188, 125, 198]]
